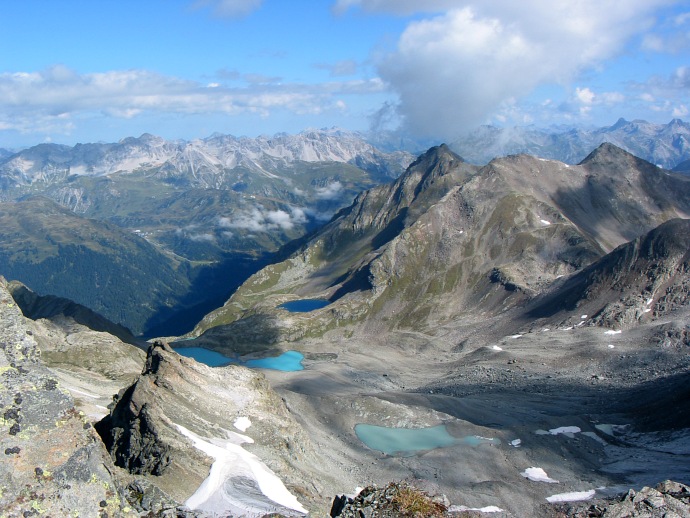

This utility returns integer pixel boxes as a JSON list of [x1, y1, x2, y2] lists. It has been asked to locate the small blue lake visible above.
[[175, 347, 234, 367], [278, 299, 330, 312], [355, 424, 500, 457], [175, 347, 304, 371]]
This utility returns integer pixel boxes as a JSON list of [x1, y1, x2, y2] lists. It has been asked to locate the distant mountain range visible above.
[[450, 118, 690, 169]]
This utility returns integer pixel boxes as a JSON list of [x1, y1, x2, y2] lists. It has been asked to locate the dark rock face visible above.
[[96, 344, 172, 475]]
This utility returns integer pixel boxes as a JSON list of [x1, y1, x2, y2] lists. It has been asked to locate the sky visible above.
[[0, 0, 689, 148]]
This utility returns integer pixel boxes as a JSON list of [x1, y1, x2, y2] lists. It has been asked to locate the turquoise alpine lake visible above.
[[175, 347, 233, 367], [354, 424, 500, 456], [175, 348, 305, 371], [244, 350, 305, 371], [278, 299, 330, 312]]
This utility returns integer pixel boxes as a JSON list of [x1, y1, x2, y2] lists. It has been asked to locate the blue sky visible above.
[[0, 0, 688, 148]]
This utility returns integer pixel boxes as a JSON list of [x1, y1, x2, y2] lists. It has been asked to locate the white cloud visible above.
[[362, 1, 677, 138], [672, 104, 689, 117], [315, 181, 344, 200], [218, 205, 308, 232], [576, 87, 596, 106], [333, 0, 459, 15], [193, 0, 263, 18], [0, 66, 384, 136]]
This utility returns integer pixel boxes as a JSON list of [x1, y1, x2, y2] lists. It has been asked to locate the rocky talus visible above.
[[0, 276, 135, 516]]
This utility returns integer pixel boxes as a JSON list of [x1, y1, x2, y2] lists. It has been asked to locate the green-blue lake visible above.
[[355, 424, 500, 456]]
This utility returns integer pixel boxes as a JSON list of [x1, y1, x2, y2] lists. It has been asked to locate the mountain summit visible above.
[[191, 143, 690, 348]]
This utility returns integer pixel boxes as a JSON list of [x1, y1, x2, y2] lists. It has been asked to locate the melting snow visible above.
[[546, 490, 596, 503], [536, 426, 581, 437], [522, 467, 559, 483], [548, 426, 581, 435], [234, 416, 252, 432], [449, 505, 504, 513], [510, 439, 522, 447], [175, 423, 307, 516]]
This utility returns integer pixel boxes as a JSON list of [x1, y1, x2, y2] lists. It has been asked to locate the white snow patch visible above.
[[560, 326, 573, 331], [540, 219, 551, 226], [175, 423, 307, 515], [580, 315, 588, 319], [594, 423, 629, 436], [548, 426, 581, 436], [64, 386, 99, 399], [646, 298, 653, 306], [607, 344, 615, 349], [643, 308, 651, 313], [510, 439, 522, 447], [491, 345, 503, 351], [546, 490, 596, 503], [581, 431, 608, 445], [522, 467, 559, 483], [234, 416, 252, 432], [449, 505, 504, 513], [509, 334, 523, 339], [542, 328, 550, 332], [604, 330, 622, 335]]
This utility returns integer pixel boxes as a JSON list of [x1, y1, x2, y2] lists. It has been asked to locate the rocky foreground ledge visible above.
[[329, 480, 690, 518]]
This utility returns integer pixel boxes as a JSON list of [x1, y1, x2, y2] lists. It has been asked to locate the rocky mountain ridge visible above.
[[452, 118, 690, 169], [0, 128, 412, 191], [190, 142, 690, 348]]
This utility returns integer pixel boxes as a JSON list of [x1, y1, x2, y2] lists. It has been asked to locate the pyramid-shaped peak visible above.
[[578, 141, 637, 165], [409, 143, 463, 168]]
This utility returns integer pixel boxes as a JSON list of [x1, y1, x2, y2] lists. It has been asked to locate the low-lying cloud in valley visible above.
[[218, 205, 307, 233]]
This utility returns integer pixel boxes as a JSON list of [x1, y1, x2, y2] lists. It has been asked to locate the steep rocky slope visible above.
[[190, 143, 690, 350], [0, 196, 195, 336], [526, 218, 690, 329]]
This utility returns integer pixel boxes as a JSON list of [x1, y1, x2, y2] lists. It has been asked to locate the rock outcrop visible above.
[[0, 276, 135, 516], [96, 341, 337, 516], [550, 480, 690, 517]]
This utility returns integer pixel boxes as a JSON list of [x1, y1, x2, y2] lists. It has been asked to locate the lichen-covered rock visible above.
[[0, 276, 136, 517]]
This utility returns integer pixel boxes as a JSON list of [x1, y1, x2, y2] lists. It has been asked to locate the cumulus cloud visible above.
[[564, 87, 625, 116], [193, 0, 263, 18], [0, 65, 384, 136], [353, 0, 677, 138], [218, 205, 308, 232]]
